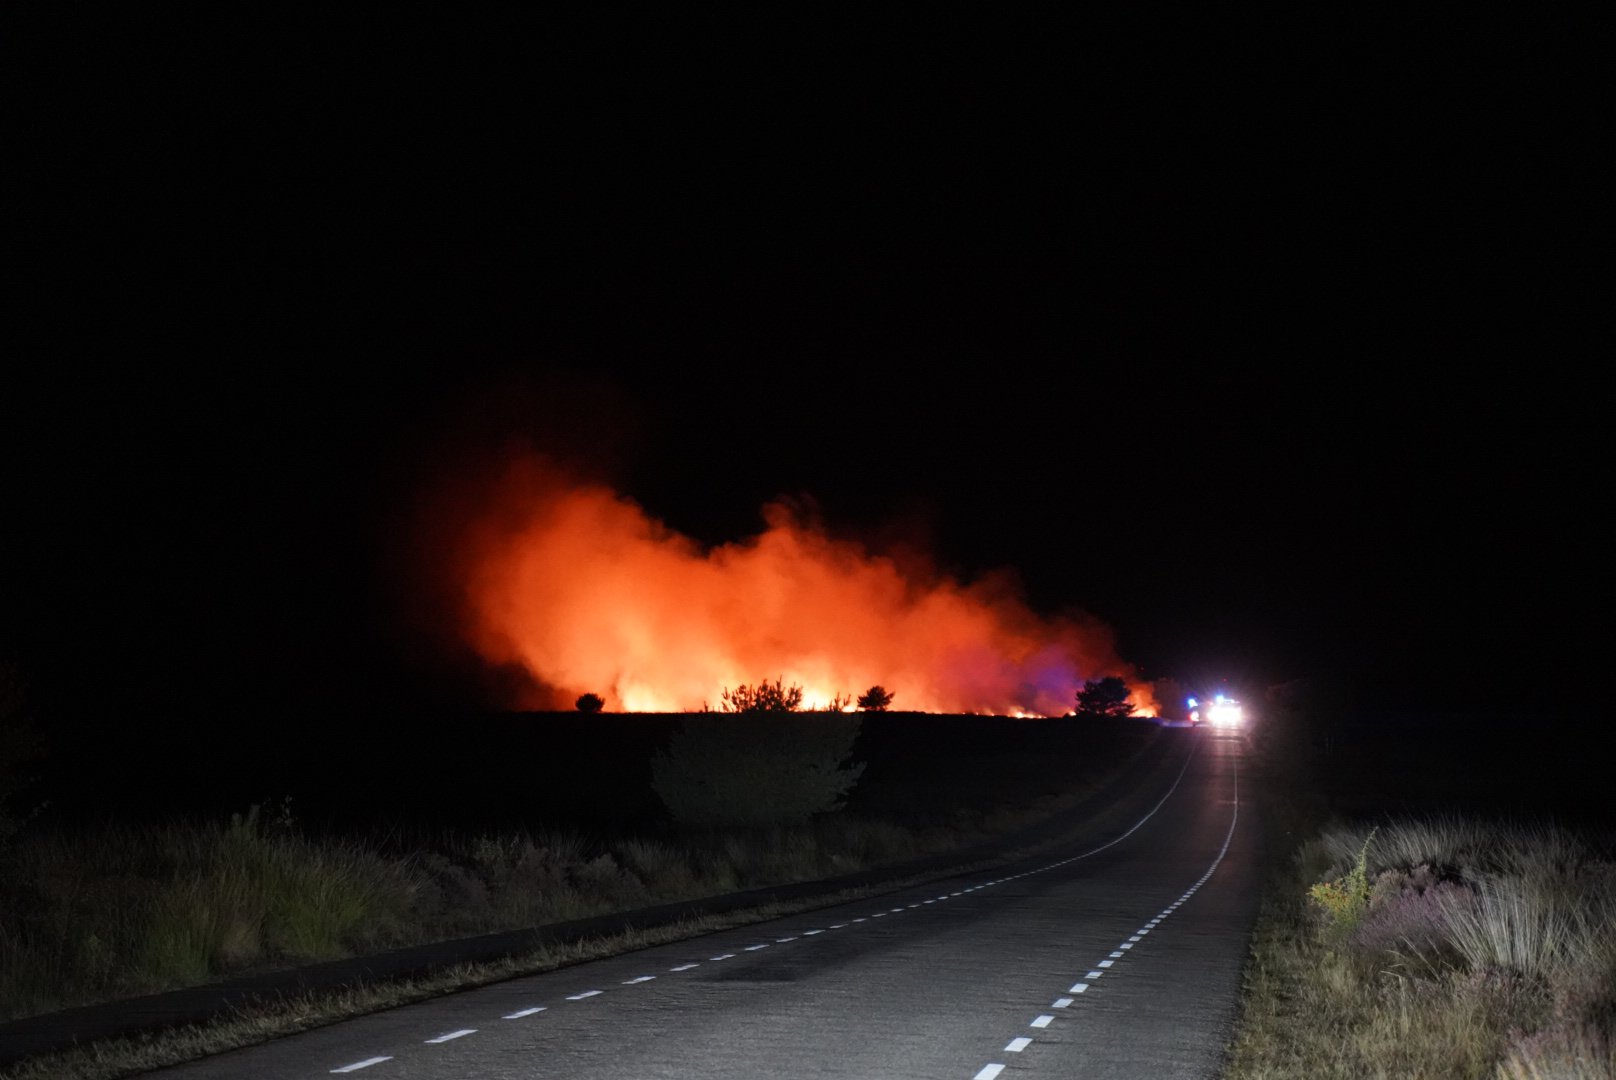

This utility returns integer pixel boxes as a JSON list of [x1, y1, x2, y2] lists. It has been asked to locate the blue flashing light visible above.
[[1186, 697, 1198, 707], [1215, 693, 1226, 703]]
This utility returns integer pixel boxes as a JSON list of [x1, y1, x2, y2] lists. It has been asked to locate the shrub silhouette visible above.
[[1075, 676, 1133, 719], [719, 677, 804, 713], [575, 693, 605, 713], [856, 685, 894, 711], [652, 710, 866, 830]]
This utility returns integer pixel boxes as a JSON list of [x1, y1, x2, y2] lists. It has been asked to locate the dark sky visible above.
[[5, 10, 1606, 755]]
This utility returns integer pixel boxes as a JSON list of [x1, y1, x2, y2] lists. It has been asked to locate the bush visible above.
[[1309, 827, 1377, 936], [651, 711, 866, 830], [1075, 676, 1134, 719], [575, 693, 605, 713], [857, 685, 894, 711], [720, 677, 804, 713]]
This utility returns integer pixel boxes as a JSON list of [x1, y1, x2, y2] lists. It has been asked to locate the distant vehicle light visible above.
[[1208, 701, 1243, 727], [1215, 693, 1226, 704]]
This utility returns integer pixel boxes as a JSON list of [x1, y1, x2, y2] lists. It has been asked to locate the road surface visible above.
[[151, 729, 1259, 1079]]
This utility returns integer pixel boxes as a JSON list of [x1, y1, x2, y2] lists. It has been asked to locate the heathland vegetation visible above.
[[0, 683, 1156, 1041], [1226, 685, 1616, 1079]]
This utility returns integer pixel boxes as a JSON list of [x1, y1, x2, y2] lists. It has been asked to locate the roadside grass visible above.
[[1224, 813, 1616, 1079], [0, 722, 1159, 1028], [0, 724, 1166, 1080]]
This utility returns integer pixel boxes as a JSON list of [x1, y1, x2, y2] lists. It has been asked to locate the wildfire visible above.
[[454, 455, 1157, 717]]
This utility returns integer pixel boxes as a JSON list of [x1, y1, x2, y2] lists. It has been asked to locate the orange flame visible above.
[[456, 456, 1157, 717]]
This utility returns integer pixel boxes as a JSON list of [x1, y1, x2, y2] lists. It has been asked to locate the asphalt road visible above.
[[150, 729, 1258, 1079]]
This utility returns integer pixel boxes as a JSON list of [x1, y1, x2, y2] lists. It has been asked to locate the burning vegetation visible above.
[[454, 455, 1156, 717]]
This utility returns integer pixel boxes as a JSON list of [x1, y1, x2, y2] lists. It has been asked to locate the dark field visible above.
[[35, 711, 1158, 834]]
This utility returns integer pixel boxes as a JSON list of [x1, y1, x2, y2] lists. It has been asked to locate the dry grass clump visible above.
[[1228, 816, 1616, 1080]]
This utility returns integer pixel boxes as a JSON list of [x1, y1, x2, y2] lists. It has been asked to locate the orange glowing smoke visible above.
[[457, 457, 1157, 717]]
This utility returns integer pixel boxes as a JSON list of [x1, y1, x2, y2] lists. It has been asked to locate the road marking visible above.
[[803, 929, 823, 935], [424, 1029, 476, 1043], [1119, 942, 1134, 949], [1129, 934, 1143, 942], [1031, 1015, 1054, 1028], [1069, 982, 1089, 993], [1098, 960, 1115, 968], [623, 976, 655, 984], [776, 936, 798, 942], [1005, 1037, 1033, 1052], [829, 923, 847, 929], [1109, 951, 1124, 957], [744, 943, 770, 951], [331, 1058, 391, 1073], [873, 912, 888, 918], [853, 917, 868, 922], [1052, 997, 1074, 1007], [503, 1007, 545, 1019], [710, 953, 735, 961], [670, 963, 700, 971], [974, 1066, 1005, 1080], [566, 990, 603, 1000], [1086, 970, 1105, 979]]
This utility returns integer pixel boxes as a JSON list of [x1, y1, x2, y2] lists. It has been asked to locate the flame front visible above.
[[457, 456, 1156, 717]]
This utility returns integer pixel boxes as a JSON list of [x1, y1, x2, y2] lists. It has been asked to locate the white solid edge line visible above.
[[331, 1058, 392, 1073]]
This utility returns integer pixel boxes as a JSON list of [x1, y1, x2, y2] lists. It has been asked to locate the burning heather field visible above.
[[447, 454, 1157, 718]]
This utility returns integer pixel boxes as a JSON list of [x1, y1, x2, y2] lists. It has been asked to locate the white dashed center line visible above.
[[565, 990, 602, 1001], [331, 1058, 391, 1073], [709, 953, 735, 961], [622, 976, 655, 984], [424, 1029, 476, 1044], [502, 1007, 545, 1019], [669, 963, 700, 972], [974, 1065, 1005, 1080], [744, 944, 770, 951], [1068, 982, 1090, 993], [1004, 1037, 1032, 1052], [1052, 997, 1074, 1007], [1030, 1015, 1054, 1029]]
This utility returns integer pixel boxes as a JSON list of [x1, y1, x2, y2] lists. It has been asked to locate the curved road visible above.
[[153, 730, 1258, 1079]]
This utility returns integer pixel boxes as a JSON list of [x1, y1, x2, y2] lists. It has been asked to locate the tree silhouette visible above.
[[1075, 676, 1134, 718], [857, 685, 894, 711], [720, 677, 804, 713], [575, 692, 604, 713]]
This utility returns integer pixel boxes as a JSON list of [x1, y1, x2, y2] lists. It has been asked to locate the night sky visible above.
[[6, 12, 1606, 776]]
